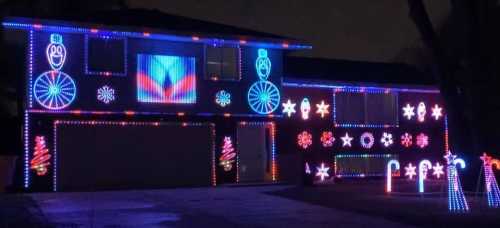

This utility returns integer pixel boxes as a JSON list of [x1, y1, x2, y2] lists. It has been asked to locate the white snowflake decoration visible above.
[[380, 132, 394, 147], [402, 104, 415, 120], [97, 85, 115, 104], [432, 162, 444, 179], [315, 100, 330, 118], [316, 163, 330, 181], [431, 104, 443, 120], [405, 163, 417, 180], [282, 99, 296, 117]]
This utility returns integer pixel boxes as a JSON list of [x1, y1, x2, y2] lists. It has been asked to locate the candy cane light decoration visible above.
[[386, 159, 400, 193], [445, 151, 469, 212], [480, 153, 500, 208], [418, 160, 432, 193]]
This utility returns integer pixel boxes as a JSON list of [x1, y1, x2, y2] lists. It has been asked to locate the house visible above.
[[2, 9, 446, 192]]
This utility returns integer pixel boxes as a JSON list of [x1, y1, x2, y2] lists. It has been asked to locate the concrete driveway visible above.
[[26, 185, 413, 227]]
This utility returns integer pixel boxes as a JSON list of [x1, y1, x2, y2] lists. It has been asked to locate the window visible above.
[[85, 36, 127, 76], [334, 92, 398, 126], [205, 45, 240, 81]]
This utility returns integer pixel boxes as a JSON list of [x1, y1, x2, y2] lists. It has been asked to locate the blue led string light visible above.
[[444, 151, 469, 212], [480, 153, 500, 208]]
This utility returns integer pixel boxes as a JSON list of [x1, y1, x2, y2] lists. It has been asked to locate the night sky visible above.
[[128, 0, 450, 63]]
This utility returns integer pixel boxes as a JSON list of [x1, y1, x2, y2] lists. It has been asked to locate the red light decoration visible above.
[[297, 131, 312, 149], [30, 136, 51, 176], [320, 131, 335, 147], [219, 137, 236, 172], [401, 133, 413, 147]]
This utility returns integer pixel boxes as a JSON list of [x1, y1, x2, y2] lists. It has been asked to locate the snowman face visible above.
[[300, 98, 311, 120], [417, 102, 426, 122], [46, 42, 66, 71]]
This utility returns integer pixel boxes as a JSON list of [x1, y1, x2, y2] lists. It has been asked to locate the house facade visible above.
[[2, 17, 446, 192]]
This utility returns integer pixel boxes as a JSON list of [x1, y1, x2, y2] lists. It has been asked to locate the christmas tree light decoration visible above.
[[282, 99, 296, 117], [431, 104, 443, 120], [380, 132, 394, 147], [444, 151, 469, 212], [320, 131, 335, 147], [315, 163, 330, 181], [386, 159, 400, 193], [480, 153, 500, 208], [432, 162, 444, 179], [417, 102, 426, 122], [219, 136, 236, 171], [401, 133, 413, 147], [297, 131, 313, 149], [215, 90, 231, 107], [416, 133, 429, 148], [300, 98, 311, 120], [97, 85, 115, 104], [315, 100, 330, 118], [418, 160, 432, 193], [405, 163, 417, 180], [402, 103, 415, 120], [30, 136, 51, 176], [305, 162, 311, 174], [360, 132, 374, 149], [341, 132, 354, 147]]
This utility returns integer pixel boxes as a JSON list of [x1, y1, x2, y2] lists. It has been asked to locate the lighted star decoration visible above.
[[341, 132, 354, 147], [316, 100, 330, 118], [297, 131, 313, 149], [402, 104, 415, 120], [416, 133, 429, 148], [480, 153, 493, 166], [431, 104, 443, 120], [315, 163, 330, 181], [444, 151, 457, 165], [282, 99, 296, 117], [401, 133, 413, 147], [432, 162, 444, 179], [380, 132, 394, 147], [405, 163, 417, 180]]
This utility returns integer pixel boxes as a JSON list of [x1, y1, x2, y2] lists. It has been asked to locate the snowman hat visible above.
[[50, 34, 63, 44]]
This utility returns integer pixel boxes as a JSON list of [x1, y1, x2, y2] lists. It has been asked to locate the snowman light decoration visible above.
[[247, 48, 280, 114], [300, 98, 311, 120], [33, 34, 76, 110]]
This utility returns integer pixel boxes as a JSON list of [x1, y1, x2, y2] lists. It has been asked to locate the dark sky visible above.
[[128, 0, 450, 63]]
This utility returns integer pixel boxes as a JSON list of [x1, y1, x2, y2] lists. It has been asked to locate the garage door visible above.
[[55, 121, 214, 191]]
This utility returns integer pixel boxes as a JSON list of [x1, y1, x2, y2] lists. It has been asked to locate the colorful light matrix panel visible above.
[[137, 54, 196, 104]]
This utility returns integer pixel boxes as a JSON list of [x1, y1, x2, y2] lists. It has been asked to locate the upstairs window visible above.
[[334, 91, 398, 126], [205, 45, 240, 81]]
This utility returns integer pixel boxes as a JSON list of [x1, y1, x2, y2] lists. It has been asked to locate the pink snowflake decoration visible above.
[[297, 131, 313, 149], [320, 131, 335, 147], [401, 133, 413, 147], [416, 133, 429, 148]]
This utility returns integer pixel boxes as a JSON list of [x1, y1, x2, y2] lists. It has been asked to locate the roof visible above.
[[284, 56, 437, 86], [3, 9, 311, 49]]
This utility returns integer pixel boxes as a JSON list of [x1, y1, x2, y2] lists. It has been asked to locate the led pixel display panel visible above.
[[137, 54, 196, 104]]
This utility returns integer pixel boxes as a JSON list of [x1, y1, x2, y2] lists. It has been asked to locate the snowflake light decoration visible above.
[[97, 85, 115, 104], [417, 102, 426, 122], [315, 100, 330, 118], [416, 133, 429, 148], [405, 163, 417, 180], [320, 131, 335, 147], [402, 103, 415, 120], [341, 132, 354, 147], [432, 162, 444, 179], [360, 132, 374, 149], [380, 132, 394, 147], [431, 104, 443, 120], [282, 99, 296, 117], [316, 163, 330, 181], [297, 131, 313, 149], [401, 133, 413, 147], [215, 90, 231, 107]]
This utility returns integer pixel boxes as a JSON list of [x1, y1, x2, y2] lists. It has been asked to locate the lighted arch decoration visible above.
[[34, 33, 76, 110], [247, 81, 280, 114], [255, 48, 271, 80], [34, 71, 76, 110]]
